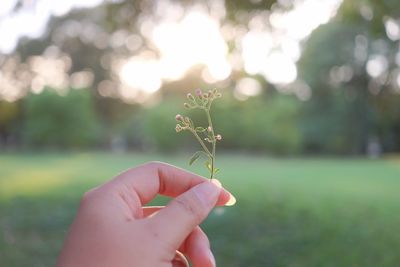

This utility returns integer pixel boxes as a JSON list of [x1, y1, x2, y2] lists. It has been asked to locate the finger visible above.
[[179, 227, 215, 267], [172, 251, 189, 267], [113, 161, 234, 206], [142, 206, 163, 218], [144, 206, 216, 266], [148, 180, 221, 247]]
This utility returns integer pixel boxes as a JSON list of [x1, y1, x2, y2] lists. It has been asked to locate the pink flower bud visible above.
[[195, 89, 202, 96], [216, 134, 222, 140], [207, 126, 212, 132], [175, 114, 183, 121]]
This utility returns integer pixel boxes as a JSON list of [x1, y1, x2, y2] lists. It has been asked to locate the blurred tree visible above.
[[298, 0, 400, 154], [5, 0, 281, 146], [141, 93, 302, 154], [23, 88, 99, 149], [0, 101, 21, 148], [3, 0, 400, 154]]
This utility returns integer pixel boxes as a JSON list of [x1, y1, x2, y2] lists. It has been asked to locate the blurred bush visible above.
[[6, 85, 398, 155], [213, 94, 302, 154], [23, 88, 99, 149], [0, 101, 21, 148], [138, 94, 302, 154], [139, 98, 198, 152]]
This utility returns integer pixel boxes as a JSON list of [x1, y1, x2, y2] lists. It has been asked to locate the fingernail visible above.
[[211, 179, 236, 206], [207, 250, 216, 267], [225, 193, 236, 206], [193, 182, 220, 207]]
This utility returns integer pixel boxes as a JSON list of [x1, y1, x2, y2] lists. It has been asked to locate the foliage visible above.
[[138, 93, 302, 155], [0, 101, 21, 146], [23, 88, 99, 149], [139, 98, 184, 151], [213, 93, 303, 154], [298, 0, 400, 154], [3, 0, 400, 155]]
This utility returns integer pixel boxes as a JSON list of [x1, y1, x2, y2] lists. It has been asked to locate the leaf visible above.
[[213, 168, 220, 174], [205, 160, 212, 171], [195, 127, 206, 132], [189, 151, 207, 165]]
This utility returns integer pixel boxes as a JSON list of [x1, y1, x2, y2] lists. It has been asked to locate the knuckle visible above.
[[144, 161, 164, 169], [79, 188, 98, 208]]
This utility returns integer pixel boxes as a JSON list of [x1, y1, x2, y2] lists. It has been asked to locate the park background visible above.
[[1, 0, 400, 266]]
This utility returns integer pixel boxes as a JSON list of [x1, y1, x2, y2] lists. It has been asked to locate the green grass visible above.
[[1, 152, 400, 266]]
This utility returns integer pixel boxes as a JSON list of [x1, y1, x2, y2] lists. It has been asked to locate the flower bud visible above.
[[187, 93, 194, 101], [175, 114, 183, 121], [195, 88, 202, 96], [207, 126, 212, 132], [203, 93, 208, 99], [175, 124, 182, 132], [216, 134, 222, 140], [184, 103, 191, 109]]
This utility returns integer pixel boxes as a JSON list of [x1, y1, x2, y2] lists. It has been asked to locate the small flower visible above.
[[175, 124, 183, 132], [175, 114, 183, 122], [175, 88, 223, 180], [187, 93, 194, 101]]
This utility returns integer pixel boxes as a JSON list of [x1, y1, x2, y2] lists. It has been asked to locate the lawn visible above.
[[1, 152, 400, 267]]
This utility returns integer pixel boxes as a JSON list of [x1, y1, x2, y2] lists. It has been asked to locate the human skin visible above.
[[56, 161, 235, 267]]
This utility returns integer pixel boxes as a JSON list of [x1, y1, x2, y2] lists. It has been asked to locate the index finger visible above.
[[111, 161, 234, 206]]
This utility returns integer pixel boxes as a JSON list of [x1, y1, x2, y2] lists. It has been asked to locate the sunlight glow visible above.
[[270, 0, 342, 40], [384, 17, 400, 41], [242, 0, 342, 85], [0, 0, 343, 101], [152, 10, 231, 83], [366, 55, 388, 78], [0, 0, 103, 54], [242, 31, 273, 75], [234, 77, 262, 101], [264, 51, 298, 84], [119, 56, 162, 94]]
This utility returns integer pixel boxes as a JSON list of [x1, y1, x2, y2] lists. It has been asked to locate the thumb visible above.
[[148, 180, 221, 247]]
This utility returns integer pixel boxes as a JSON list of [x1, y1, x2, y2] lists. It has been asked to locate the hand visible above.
[[57, 161, 235, 267]]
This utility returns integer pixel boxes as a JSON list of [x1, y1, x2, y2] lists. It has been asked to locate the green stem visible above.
[[205, 109, 216, 179], [190, 129, 212, 157]]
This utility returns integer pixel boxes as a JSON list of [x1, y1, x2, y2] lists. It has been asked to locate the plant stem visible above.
[[190, 129, 212, 157], [205, 109, 216, 179]]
